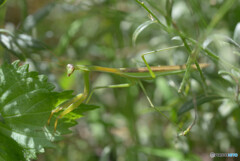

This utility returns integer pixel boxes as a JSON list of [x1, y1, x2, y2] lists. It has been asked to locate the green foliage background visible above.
[[0, 0, 240, 161]]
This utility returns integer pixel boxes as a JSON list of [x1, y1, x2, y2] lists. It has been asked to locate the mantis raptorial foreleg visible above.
[[47, 93, 84, 125], [53, 93, 87, 131], [48, 70, 90, 131]]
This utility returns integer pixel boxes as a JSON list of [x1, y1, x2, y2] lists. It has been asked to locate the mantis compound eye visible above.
[[67, 64, 75, 77]]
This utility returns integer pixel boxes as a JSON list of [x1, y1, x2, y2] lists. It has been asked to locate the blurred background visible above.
[[0, 0, 240, 161]]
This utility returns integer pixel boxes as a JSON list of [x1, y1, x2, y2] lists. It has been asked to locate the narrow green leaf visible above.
[[218, 70, 233, 77], [206, 0, 235, 35], [233, 22, 240, 44], [23, 2, 55, 31], [132, 20, 157, 46], [137, 147, 184, 160], [99, 146, 111, 161], [136, 146, 201, 161], [135, 0, 170, 33], [55, 20, 82, 55], [178, 95, 223, 116], [221, 35, 240, 50]]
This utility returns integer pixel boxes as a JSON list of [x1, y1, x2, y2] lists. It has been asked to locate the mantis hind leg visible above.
[[140, 44, 184, 78], [86, 82, 135, 103], [137, 80, 184, 133]]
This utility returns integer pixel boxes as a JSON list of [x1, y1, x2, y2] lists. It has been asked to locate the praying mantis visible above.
[[48, 44, 209, 134]]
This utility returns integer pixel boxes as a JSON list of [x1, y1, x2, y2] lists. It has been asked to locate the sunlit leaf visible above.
[[0, 34, 25, 60], [0, 61, 100, 160], [99, 146, 111, 161], [231, 69, 240, 78], [233, 22, 240, 44], [216, 35, 240, 49], [132, 20, 157, 46], [16, 34, 47, 51], [171, 36, 181, 41], [203, 36, 213, 49], [0, 33, 47, 60], [0, 132, 25, 161], [203, 34, 240, 50]]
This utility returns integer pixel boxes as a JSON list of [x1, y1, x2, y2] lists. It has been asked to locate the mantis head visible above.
[[67, 64, 75, 77]]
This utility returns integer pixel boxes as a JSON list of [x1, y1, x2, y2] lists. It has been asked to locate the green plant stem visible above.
[[135, 0, 172, 33]]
